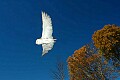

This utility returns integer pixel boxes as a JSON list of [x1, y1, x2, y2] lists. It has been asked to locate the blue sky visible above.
[[0, 0, 120, 80]]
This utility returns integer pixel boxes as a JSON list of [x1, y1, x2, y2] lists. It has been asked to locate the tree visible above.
[[92, 24, 120, 60], [50, 57, 66, 80], [67, 44, 120, 80]]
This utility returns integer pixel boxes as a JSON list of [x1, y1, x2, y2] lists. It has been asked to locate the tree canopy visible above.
[[92, 24, 120, 60], [67, 24, 120, 80]]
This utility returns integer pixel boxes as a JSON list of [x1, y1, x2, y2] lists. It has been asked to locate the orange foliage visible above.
[[67, 24, 120, 80], [67, 46, 101, 80], [92, 24, 120, 60]]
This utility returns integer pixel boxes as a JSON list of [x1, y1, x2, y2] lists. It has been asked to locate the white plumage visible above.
[[42, 12, 53, 39], [36, 12, 56, 56]]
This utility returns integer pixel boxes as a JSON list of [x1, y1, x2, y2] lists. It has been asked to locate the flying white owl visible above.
[[36, 12, 56, 56]]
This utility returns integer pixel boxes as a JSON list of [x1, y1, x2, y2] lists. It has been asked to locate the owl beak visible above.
[[35, 41, 37, 44]]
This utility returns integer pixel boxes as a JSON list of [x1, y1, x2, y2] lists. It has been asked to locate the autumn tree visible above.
[[92, 24, 120, 60], [67, 44, 120, 80], [67, 24, 120, 80]]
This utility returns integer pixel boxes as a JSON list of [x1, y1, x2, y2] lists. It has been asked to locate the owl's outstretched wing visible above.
[[42, 42, 54, 56], [41, 12, 53, 39]]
